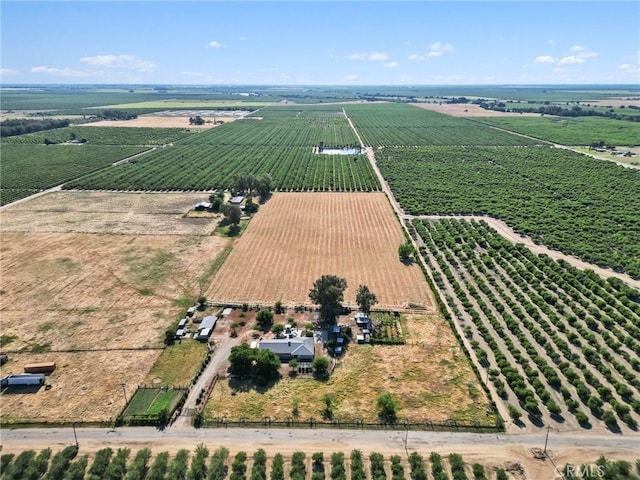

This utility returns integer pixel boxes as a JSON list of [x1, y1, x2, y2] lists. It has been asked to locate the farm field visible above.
[[376, 145, 640, 279], [473, 116, 640, 146], [0, 191, 220, 235], [344, 103, 544, 147], [85, 115, 230, 128], [0, 192, 226, 423], [205, 312, 494, 425], [63, 106, 379, 193], [0, 144, 148, 205], [205, 192, 434, 310], [0, 125, 196, 145], [412, 218, 640, 433]]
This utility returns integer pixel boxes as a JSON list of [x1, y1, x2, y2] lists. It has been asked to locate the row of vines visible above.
[[411, 218, 640, 431]]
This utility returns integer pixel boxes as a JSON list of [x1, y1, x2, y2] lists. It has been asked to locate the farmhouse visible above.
[[259, 337, 315, 362]]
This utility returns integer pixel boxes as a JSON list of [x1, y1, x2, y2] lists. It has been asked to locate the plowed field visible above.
[[206, 193, 434, 310]]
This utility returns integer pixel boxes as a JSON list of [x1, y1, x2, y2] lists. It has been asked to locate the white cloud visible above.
[[348, 52, 389, 61], [558, 56, 585, 65], [0, 68, 19, 75], [428, 42, 454, 53], [345, 74, 359, 81], [384, 61, 398, 68], [546, 40, 556, 45], [534, 56, 556, 64], [207, 41, 227, 48], [80, 54, 157, 71], [31, 66, 97, 77], [570, 45, 585, 52], [408, 41, 453, 61]]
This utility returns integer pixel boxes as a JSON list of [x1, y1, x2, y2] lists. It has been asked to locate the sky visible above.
[[1, 1, 639, 86]]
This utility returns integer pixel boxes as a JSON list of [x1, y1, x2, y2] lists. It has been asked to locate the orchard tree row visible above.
[[379, 145, 640, 278], [412, 218, 640, 431]]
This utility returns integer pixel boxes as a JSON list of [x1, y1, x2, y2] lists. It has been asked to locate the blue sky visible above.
[[1, 1, 639, 85]]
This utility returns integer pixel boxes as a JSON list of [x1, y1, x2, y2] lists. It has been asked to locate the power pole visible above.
[[543, 425, 551, 455], [120, 383, 128, 404], [71, 422, 79, 448]]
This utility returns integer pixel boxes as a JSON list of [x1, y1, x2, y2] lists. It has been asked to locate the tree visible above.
[[256, 309, 274, 328], [271, 323, 285, 337], [252, 349, 281, 385], [355, 285, 377, 315], [376, 392, 398, 423], [311, 356, 329, 376], [398, 243, 413, 262], [309, 275, 347, 324], [244, 197, 259, 214], [228, 343, 254, 376], [221, 204, 242, 226], [256, 174, 273, 202]]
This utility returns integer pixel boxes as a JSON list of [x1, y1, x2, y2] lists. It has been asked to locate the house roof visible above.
[[259, 337, 314, 357], [199, 316, 217, 331]]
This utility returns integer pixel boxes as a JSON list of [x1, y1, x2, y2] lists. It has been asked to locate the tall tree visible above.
[[355, 285, 377, 315], [309, 275, 347, 324]]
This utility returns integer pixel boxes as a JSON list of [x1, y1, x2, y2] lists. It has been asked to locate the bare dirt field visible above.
[[0, 192, 228, 423], [85, 115, 233, 128], [0, 191, 218, 235], [205, 192, 435, 311], [412, 102, 540, 117]]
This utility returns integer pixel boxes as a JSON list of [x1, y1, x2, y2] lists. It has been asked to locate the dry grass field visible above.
[[1, 191, 218, 235], [0, 192, 226, 423], [206, 192, 434, 311], [204, 313, 494, 425], [86, 115, 232, 128]]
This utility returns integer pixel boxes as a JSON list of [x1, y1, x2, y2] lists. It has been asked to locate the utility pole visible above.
[[120, 383, 128, 404], [71, 422, 79, 448], [404, 425, 409, 456], [543, 425, 551, 455]]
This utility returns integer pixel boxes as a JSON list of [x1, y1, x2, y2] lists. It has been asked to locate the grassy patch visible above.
[[213, 219, 250, 237], [143, 339, 207, 387], [122, 387, 185, 418], [0, 335, 18, 348], [37, 321, 56, 333], [198, 244, 233, 286]]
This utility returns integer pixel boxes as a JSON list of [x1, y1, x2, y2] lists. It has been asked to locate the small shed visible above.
[[229, 195, 245, 205], [336, 337, 344, 345], [194, 201, 212, 211], [186, 306, 197, 317], [178, 318, 188, 328], [356, 334, 366, 344], [196, 328, 211, 341], [24, 362, 56, 374], [175, 328, 185, 338], [221, 307, 233, 316], [334, 346, 343, 355], [331, 326, 341, 336]]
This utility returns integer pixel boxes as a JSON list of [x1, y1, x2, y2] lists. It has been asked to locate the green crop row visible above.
[[345, 103, 542, 147], [64, 145, 379, 192]]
